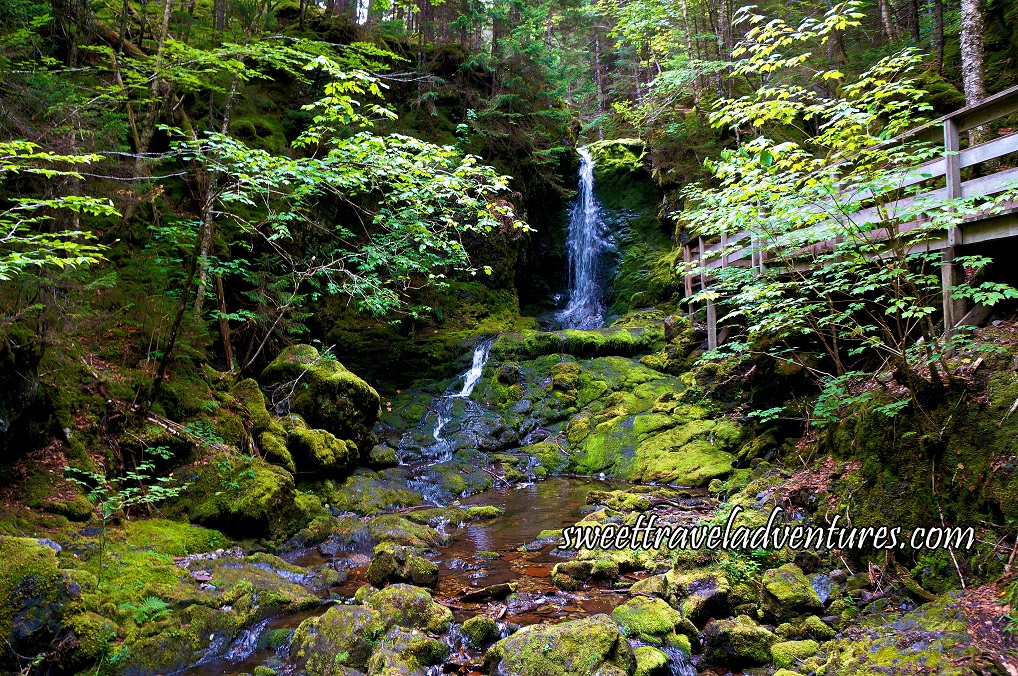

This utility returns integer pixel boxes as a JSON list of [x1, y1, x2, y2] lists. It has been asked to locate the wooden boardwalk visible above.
[[682, 84, 1018, 349]]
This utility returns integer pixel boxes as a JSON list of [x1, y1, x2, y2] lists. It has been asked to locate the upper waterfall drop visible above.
[[557, 146, 610, 330]]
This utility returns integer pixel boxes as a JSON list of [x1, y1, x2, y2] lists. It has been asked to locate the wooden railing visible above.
[[683, 84, 1018, 350]]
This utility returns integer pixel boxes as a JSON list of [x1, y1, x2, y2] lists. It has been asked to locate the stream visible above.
[[183, 477, 699, 676]]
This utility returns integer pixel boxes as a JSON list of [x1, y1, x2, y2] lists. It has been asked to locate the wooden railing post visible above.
[[683, 243, 694, 314], [700, 236, 717, 350], [942, 118, 965, 336]]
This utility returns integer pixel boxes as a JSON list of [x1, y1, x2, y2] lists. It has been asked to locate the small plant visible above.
[[719, 552, 762, 583], [63, 446, 185, 599], [118, 596, 172, 625], [1004, 579, 1018, 635]]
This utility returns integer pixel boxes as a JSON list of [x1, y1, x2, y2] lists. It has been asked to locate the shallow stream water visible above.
[[182, 477, 674, 676]]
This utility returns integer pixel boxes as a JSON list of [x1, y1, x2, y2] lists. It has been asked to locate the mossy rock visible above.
[[291, 605, 384, 673], [760, 564, 823, 622], [260, 345, 380, 452], [281, 415, 359, 476], [483, 614, 636, 676], [0, 538, 72, 665], [320, 468, 424, 516], [825, 594, 980, 675], [462, 615, 500, 647], [365, 583, 453, 634], [551, 560, 594, 590], [703, 615, 777, 668], [771, 640, 819, 669], [366, 544, 439, 588], [367, 515, 448, 549], [633, 645, 670, 676], [801, 614, 836, 640], [169, 451, 319, 540], [466, 506, 504, 520], [367, 626, 449, 674], [610, 596, 682, 645]]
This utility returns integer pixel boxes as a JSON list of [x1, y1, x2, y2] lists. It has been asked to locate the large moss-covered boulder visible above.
[[261, 345, 380, 452], [366, 544, 439, 588], [703, 615, 777, 668], [483, 614, 636, 676], [365, 583, 452, 634], [281, 415, 359, 476], [760, 564, 823, 622], [610, 596, 683, 646], [290, 605, 384, 673], [0, 538, 73, 666], [170, 451, 320, 539]]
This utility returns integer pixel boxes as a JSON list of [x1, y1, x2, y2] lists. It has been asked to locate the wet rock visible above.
[[291, 605, 383, 673], [0, 537, 72, 660], [461, 582, 517, 602], [462, 616, 500, 647], [610, 596, 683, 646], [365, 583, 453, 634], [771, 639, 819, 669], [551, 560, 594, 590], [760, 563, 823, 622], [483, 614, 635, 676], [366, 544, 439, 588], [633, 645, 670, 676], [674, 570, 732, 624], [703, 615, 778, 668], [366, 626, 448, 675]]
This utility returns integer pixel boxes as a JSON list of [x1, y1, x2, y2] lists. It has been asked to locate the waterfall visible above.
[[453, 337, 494, 398], [557, 146, 609, 330], [423, 336, 496, 462]]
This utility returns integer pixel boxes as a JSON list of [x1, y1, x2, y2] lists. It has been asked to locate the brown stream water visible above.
[[183, 477, 669, 676]]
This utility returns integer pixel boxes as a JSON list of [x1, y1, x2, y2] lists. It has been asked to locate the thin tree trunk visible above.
[[933, 0, 944, 74], [215, 274, 234, 371], [907, 0, 920, 42], [679, 0, 701, 112], [593, 33, 605, 141], [879, 0, 897, 42], [960, 0, 987, 143]]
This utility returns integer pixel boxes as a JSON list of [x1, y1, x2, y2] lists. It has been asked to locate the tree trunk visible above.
[[593, 33, 605, 141], [907, 0, 920, 42], [960, 0, 987, 143], [879, 0, 897, 42], [933, 0, 944, 74]]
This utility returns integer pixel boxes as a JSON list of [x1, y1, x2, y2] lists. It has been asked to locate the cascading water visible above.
[[419, 336, 497, 462], [557, 146, 610, 329]]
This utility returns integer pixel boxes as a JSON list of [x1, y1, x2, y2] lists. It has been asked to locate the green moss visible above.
[[760, 564, 823, 622], [260, 345, 380, 452], [801, 615, 836, 641], [462, 615, 499, 647], [483, 614, 635, 676], [0, 537, 71, 663], [703, 615, 777, 668], [634, 645, 670, 676], [772, 640, 819, 669], [365, 583, 453, 633], [367, 626, 449, 674], [466, 506, 504, 520], [291, 605, 384, 673], [366, 544, 439, 587], [281, 415, 358, 475], [610, 596, 682, 645], [319, 468, 424, 516]]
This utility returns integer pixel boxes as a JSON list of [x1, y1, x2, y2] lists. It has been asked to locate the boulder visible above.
[[483, 614, 635, 676], [366, 544, 438, 588], [703, 615, 778, 668], [261, 345, 380, 451], [462, 616, 500, 647], [610, 596, 682, 646], [771, 640, 819, 669], [365, 584, 453, 634], [760, 564, 823, 622], [366, 626, 448, 675], [291, 605, 384, 673]]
